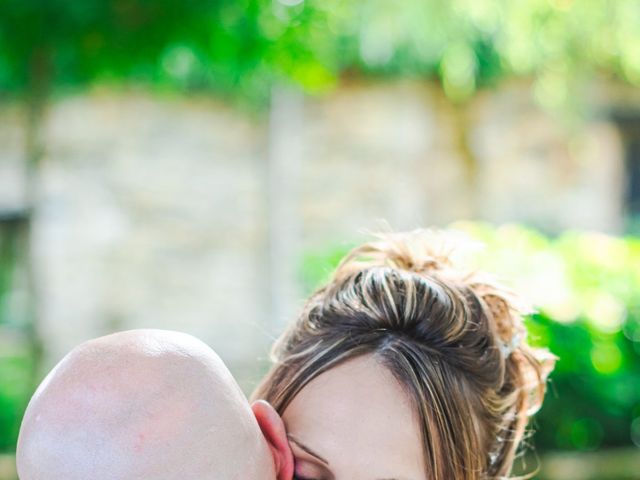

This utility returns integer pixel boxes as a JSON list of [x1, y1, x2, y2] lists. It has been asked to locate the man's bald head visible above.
[[17, 330, 292, 480]]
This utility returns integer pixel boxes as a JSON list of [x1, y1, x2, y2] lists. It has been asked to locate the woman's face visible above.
[[282, 354, 427, 480]]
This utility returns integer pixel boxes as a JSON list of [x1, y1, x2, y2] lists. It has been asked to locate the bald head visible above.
[[17, 330, 292, 480]]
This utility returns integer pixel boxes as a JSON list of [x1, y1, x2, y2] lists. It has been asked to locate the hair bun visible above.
[[337, 228, 536, 338]]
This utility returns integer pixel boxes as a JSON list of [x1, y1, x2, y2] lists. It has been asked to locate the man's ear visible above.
[[252, 400, 294, 480]]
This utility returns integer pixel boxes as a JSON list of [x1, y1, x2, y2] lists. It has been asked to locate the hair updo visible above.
[[252, 228, 556, 480]]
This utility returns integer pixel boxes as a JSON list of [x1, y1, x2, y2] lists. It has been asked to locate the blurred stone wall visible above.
[[38, 94, 271, 389], [0, 80, 628, 390]]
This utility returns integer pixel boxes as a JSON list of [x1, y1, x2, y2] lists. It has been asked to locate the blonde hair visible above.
[[252, 228, 556, 479]]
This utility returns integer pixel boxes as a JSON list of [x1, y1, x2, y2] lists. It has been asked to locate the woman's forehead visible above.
[[282, 354, 426, 478]]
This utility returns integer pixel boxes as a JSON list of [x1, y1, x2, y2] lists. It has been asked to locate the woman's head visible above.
[[253, 229, 556, 480]]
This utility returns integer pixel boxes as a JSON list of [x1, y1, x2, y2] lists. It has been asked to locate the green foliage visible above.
[[0, 219, 32, 453], [0, 354, 33, 451], [299, 223, 640, 452], [1, 0, 640, 106]]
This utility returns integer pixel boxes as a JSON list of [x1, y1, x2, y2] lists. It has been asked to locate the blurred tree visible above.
[[1, 0, 639, 104]]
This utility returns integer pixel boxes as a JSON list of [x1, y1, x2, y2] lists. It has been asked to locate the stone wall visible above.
[[0, 79, 629, 390]]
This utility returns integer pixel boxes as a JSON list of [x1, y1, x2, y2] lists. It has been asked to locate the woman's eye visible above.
[[290, 449, 328, 480]]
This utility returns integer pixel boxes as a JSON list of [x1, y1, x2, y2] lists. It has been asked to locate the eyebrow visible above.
[[287, 434, 330, 465], [287, 435, 413, 480]]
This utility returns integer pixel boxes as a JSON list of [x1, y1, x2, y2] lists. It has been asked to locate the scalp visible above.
[[17, 329, 266, 480]]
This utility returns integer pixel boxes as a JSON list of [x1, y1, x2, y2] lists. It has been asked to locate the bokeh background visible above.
[[1, 1, 640, 478]]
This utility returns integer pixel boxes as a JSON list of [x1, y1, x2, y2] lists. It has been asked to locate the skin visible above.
[[282, 354, 427, 480], [16, 329, 293, 480]]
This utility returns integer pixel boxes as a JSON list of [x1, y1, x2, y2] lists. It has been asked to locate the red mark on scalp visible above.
[[133, 432, 145, 452]]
